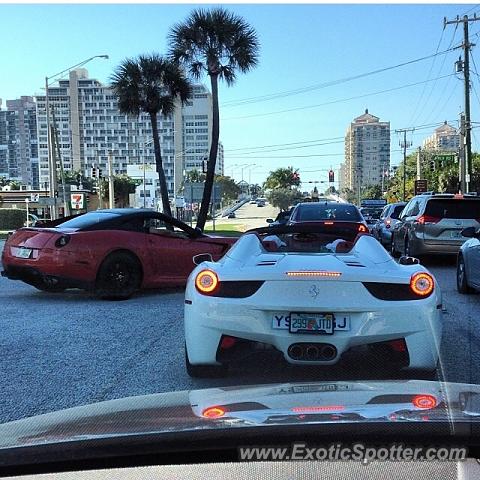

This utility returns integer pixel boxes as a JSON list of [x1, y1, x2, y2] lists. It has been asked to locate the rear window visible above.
[[294, 204, 361, 222], [261, 232, 356, 254], [56, 212, 121, 229], [425, 199, 480, 219], [391, 205, 405, 219]]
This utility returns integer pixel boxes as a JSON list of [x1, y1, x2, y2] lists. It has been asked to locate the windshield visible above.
[[3, 2, 480, 463], [425, 199, 480, 219], [293, 204, 362, 221]]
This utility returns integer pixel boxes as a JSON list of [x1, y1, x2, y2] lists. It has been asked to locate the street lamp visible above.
[[45, 55, 109, 219]]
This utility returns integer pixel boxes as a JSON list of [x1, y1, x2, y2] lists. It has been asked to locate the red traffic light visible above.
[[328, 170, 335, 183]]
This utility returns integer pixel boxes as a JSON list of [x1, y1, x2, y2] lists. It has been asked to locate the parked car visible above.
[[456, 226, 480, 293], [288, 201, 368, 233], [1, 209, 236, 299], [391, 193, 480, 258], [371, 202, 406, 247], [184, 223, 441, 377], [227, 212, 236, 219], [266, 208, 293, 227]]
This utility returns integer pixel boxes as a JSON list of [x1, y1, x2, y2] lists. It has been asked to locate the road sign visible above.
[[30, 193, 40, 202], [184, 183, 222, 203], [433, 154, 456, 163], [415, 179, 428, 195], [70, 193, 85, 210]]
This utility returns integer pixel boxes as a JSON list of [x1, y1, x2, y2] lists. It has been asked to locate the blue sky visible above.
[[1, 3, 480, 185]]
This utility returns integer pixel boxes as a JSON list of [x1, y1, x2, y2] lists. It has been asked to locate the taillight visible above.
[[412, 394, 437, 409], [54, 235, 70, 248], [410, 272, 434, 297], [385, 218, 391, 229], [358, 224, 368, 233], [202, 406, 226, 418], [416, 215, 440, 225], [195, 269, 219, 294]]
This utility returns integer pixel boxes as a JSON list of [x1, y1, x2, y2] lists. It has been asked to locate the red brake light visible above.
[[412, 394, 437, 409], [195, 270, 219, 294], [324, 221, 334, 225], [202, 406, 226, 418], [410, 272, 434, 297], [417, 215, 440, 225], [358, 224, 368, 233]]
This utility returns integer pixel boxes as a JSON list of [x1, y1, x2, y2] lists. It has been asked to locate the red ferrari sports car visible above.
[[1, 209, 236, 299]]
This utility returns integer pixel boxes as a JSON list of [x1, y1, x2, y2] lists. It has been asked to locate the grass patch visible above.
[[205, 223, 245, 237]]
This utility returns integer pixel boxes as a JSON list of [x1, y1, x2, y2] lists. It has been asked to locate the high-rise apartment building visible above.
[[343, 109, 390, 192], [0, 96, 38, 188], [33, 69, 223, 201], [422, 121, 460, 152]]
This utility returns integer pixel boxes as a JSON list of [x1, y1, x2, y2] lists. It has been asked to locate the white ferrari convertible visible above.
[[184, 223, 442, 377]]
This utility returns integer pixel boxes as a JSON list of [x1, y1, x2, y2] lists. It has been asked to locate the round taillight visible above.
[[195, 269, 219, 294], [358, 224, 368, 233], [412, 394, 437, 409], [410, 272, 434, 297], [202, 406, 226, 418]]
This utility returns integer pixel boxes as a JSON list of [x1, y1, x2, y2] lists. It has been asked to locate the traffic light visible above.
[[92, 167, 97, 179], [98, 168, 103, 179], [328, 170, 335, 183], [292, 171, 300, 183], [429, 160, 436, 172]]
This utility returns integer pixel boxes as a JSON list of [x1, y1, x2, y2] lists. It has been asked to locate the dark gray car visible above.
[[391, 193, 480, 258], [457, 226, 480, 293]]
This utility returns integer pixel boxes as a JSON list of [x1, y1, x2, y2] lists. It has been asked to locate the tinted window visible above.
[[391, 205, 405, 219], [294, 204, 361, 222], [425, 199, 480, 219], [57, 212, 121, 229]]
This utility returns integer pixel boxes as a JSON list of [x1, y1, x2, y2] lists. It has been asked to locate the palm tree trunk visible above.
[[150, 111, 172, 217], [196, 73, 220, 231]]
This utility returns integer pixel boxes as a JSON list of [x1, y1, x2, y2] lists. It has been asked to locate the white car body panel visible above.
[[185, 233, 442, 371]]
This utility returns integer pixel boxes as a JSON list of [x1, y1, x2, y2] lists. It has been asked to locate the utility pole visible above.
[[416, 146, 422, 180], [45, 78, 58, 220], [51, 108, 70, 217], [459, 113, 467, 193], [108, 151, 115, 209], [356, 166, 362, 206], [395, 128, 414, 201], [445, 14, 480, 193]]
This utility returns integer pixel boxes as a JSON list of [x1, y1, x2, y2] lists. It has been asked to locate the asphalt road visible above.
[[1, 240, 480, 424]]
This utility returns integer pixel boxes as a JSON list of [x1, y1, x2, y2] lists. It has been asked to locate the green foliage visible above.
[[264, 167, 300, 190], [267, 188, 303, 211], [361, 184, 383, 200], [214, 175, 241, 203], [62, 170, 94, 191], [341, 188, 356, 203], [0, 209, 27, 230], [99, 175, 141, 207]]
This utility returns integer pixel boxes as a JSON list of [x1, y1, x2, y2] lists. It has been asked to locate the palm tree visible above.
[[169, 8, 259, 230], [111, 54, 192, 216]]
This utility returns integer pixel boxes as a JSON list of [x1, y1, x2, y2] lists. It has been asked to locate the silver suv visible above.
[[391, 193, 480, 257]]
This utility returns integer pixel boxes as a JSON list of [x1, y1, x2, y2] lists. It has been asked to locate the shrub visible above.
[[0, 209, 27, 230]]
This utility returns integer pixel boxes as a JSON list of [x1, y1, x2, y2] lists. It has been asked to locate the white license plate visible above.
[[14, 247, 32, 259], [272, 313, 350, 332]]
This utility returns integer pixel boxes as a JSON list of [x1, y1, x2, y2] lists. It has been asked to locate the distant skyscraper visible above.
[[422, 121, 460, 152], [0, 96, 38, 188], [343, 109, 390, 193]]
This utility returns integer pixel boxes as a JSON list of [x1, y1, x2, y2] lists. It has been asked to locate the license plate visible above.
[[14, 247, 32, 259], [272, 313, 350, 332], [290, 313, 334, 334], [292, 384, 349, 393]]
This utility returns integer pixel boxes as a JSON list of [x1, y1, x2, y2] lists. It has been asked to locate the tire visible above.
[[33, 282, 66, 293], [457, 254, 474, 294], [95, 252, 142, 300], [185, 344, 227, 378], [390, 234, 400, 258]]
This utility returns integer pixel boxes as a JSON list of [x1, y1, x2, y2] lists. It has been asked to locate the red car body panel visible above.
[[2, 219, 236, 291]]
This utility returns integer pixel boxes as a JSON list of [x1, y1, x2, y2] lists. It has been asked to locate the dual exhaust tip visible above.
[[288, 343, 337, 361]]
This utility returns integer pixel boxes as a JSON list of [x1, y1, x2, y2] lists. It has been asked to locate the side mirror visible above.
[[266, 218, 274, 223], [193, 253, 213, 265], [399, 255, 420, 265], [461, 226, 477, 238]]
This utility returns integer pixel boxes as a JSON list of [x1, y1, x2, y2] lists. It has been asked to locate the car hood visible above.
[[1, 380, 480, 450]]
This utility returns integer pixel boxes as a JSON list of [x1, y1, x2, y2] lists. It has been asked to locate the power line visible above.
[[221, 74, 456, 121], [220, 47, 457, 108]]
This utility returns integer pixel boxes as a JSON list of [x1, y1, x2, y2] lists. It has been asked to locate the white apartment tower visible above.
[[344, 109, 390, 191], [35, 69, 222, 199], [422, 121, 460, 152]]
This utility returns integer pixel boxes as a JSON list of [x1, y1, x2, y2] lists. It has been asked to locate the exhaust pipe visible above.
[[320, 345, 337, 361], [305, 345, 320, 360], [288, 344, 304, 360]]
